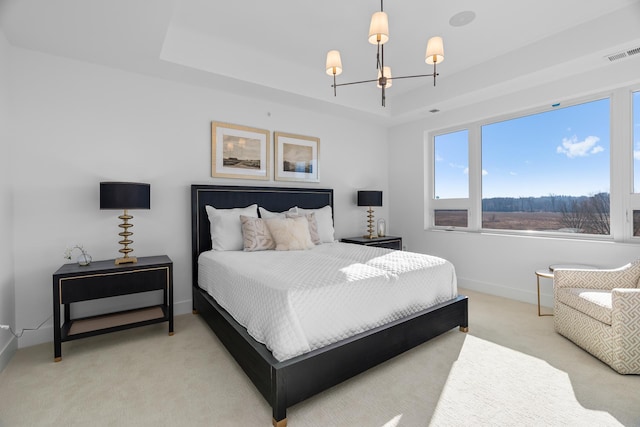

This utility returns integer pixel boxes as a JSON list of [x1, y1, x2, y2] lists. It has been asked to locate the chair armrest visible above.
[[612, 288, 640, 335], [554, 261, 640, 290], [613, 288, 640, 303]]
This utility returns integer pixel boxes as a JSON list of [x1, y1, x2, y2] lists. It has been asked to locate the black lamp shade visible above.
[[100, 182, 150, 210], [357, 190, 383, 207]]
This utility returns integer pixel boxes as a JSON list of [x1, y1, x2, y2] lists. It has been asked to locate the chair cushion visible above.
[[557, 288, 612, 325]]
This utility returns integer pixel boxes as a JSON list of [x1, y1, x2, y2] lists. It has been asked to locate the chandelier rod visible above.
[[332, 71, 438, 89]]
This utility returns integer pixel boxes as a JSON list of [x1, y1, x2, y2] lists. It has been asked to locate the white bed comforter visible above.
[[198, 242, 457, 361]]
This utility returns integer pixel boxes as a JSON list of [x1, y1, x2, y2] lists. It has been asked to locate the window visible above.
[[432, 130, 469, 228], [632, 91, 640, 235], [434, 210, 468, 227], [434, 130, 469, 199], [429, 95, 621, 237], [481, 99, 610, 234], [633, 91, 640, 193]]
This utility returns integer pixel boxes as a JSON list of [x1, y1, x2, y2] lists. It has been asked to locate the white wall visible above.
[[0, 25, 17, 369], [389, 59, 640, 309], [11, 47, 389, 347]]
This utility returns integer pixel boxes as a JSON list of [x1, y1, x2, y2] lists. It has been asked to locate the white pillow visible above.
[[295, 205, 335, 243], [205, 204, 258, 251], [265, 217, 315, 251], [240, 215, 275, 251], [258, 206, 296, 219]]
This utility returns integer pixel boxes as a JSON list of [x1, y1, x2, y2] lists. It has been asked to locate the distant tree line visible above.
[[483, 192, 610, 234]]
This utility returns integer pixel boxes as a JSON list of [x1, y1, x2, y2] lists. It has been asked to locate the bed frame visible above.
[[191, 184, 468, 427]]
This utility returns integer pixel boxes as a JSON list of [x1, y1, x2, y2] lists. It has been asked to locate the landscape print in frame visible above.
[[274, 132, 320, 182], [212, 122, 270, 180]]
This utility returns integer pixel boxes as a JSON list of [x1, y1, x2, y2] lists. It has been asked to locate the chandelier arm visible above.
[[390, 73, 438, 80], [332, 71, 440, 90], [332, 78, 380, 88], [382, 85, 385, 107]]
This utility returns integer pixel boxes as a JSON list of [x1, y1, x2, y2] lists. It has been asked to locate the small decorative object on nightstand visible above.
[[357, 190, 383, 239], [377, 218, 386, 237], [341, 235, 402, 250], [100, 181, 151, 265], [64, 244, 92, 266]]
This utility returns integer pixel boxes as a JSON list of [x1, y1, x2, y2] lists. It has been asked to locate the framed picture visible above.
[[211, 122, 270, 180], [274, 132, 320, 182]]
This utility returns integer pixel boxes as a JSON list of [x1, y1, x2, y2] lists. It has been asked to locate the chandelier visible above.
[[325, 0, 444, 107]]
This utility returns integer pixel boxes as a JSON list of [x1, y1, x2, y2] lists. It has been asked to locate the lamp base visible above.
[[363, 206, 377, 239], [115, 256, 137, 265], [114, 209, 138, 265]]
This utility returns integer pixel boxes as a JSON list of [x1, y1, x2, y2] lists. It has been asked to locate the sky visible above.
[[435, 97, 617, 199]]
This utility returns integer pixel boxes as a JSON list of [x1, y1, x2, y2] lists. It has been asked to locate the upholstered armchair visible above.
[[553, 260, 640, 374]]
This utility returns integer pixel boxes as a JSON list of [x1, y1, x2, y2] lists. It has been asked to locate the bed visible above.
[[191, 184, 468, 427]]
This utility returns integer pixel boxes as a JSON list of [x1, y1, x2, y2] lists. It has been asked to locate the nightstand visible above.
[[52, 255, 173, 361], [341, 235, 402, 250]]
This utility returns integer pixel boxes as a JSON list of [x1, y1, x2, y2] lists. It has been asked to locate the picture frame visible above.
[[274, 132, 320, 182], [211, 122, 270, 180]]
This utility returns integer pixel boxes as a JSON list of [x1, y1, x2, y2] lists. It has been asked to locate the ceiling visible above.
[[1, 0, 640, 124]]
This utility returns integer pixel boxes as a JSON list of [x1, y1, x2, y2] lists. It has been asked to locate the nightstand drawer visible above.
[[341, 236, 402, 250], [60, 267, 169, 303], [370, 239, 402, 250]]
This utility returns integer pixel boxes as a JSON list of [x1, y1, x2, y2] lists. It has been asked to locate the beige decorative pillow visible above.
[[265, 217, 315, 251], [240, 215, 275, 251], [286, 212, 321, 245]]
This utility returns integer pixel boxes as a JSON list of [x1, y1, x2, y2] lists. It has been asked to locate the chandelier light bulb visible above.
[[425, 36, 445, 65], [325, 50, 343, 76], [368, 11, 389, 44]]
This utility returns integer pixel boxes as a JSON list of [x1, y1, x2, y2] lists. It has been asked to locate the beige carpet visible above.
[[0, 289, 638, 426]]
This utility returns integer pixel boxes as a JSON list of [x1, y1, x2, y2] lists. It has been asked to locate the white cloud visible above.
[[462, 167, 485, 175], [449, 162, 466, 169], [634, 150, 640, 160], [509, 171, 517, 176], [435, 153, 443, 162], [556, 135, 603, 158]]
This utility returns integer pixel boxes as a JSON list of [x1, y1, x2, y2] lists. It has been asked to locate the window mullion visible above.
[[468, 124, 482, 231]]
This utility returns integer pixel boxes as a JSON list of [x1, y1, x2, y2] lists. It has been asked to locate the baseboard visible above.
[[458, 277, 553, 309], [173, 299, 192, 317], [17, 298, 194, 348], [0, 335, 17, 373]]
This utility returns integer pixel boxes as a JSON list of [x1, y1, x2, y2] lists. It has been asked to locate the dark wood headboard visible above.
[[191, 185, 334, 287]]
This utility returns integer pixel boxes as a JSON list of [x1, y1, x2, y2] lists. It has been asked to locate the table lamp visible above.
[[357, 190, 383, 239], [100, 182, 150, 265]]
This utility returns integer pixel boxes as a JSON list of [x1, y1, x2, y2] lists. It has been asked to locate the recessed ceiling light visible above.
[[429, 109, 440, 113], [449, 11, 476, 27]]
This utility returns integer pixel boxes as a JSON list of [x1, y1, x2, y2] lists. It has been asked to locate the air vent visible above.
[[605, 46, 640, 62], [627, 47, 640, 57]]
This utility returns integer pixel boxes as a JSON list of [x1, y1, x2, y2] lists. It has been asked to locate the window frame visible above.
[[426, 85, 640, 242]]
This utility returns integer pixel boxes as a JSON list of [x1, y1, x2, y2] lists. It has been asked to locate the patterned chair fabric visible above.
[[554, 259, 640, 374]]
